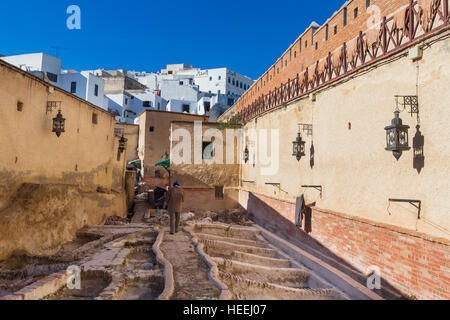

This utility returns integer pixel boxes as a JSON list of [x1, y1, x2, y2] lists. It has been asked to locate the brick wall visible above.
[[242, 190, 450, 300], [235, 0, 446, 112]]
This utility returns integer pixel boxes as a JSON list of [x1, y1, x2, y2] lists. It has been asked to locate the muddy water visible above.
[[45, 271, 111, 300], [114, 277, 164, 300]]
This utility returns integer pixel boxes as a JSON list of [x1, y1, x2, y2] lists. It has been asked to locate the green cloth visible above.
[[155, 159, 170, 172]]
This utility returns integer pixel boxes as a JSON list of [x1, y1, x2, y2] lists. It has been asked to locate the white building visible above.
[[131, 64, 253, 118], [0, 53, 107, 110]]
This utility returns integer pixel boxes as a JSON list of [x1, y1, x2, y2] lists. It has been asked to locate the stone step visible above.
[[192, 223, 260, 240], [212, 258, 309, 289], [194, 233, 268, 248], [199, 239, 278, 258], [231, 251, 292, 268], [219, 271, 343, 300]]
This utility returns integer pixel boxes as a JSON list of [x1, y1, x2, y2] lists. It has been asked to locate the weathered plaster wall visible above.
[[136, 110, 208, 178], [0, 183, 126, 260], [181, 188, 240, 212], [0, 61, 128, 259], [169, 121, 240, 211], [170, 121, 240, 188], [115, 123, 139, 163], [241, 36, 450, 240]]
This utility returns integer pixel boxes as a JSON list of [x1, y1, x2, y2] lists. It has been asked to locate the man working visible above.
[[165, 181, 184, 234]]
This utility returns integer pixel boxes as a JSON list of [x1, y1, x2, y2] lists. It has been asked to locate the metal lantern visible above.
[[118, 135, 127, 154], [385, 110, 410, 160], [52, 110, 65, 137], [243, 145, 249, 163], [292, 131, 306, 161]]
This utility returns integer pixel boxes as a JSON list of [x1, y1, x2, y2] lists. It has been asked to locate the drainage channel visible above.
[[1, 225, 167, 301]]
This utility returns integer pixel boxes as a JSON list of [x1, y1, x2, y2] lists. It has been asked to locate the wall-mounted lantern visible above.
[[118, 135, 127, 154], [243, 145, 249, 163], [52, 110, 66, 138], [292, 130, 306, 161], [385, 110, 410, 160]]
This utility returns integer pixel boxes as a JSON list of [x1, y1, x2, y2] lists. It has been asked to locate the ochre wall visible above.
[[115, 123, 139, 163], [0, 61, 128, 259], [137, 110, 208, 178], [234, 34, 450, 300], [169, 121, 240, 211], [170, 121, 240, 188]]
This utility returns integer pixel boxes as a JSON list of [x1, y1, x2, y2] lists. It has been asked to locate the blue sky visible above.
[[0, 0, 343, 80]]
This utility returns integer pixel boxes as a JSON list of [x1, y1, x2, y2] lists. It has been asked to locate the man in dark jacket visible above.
[[166, 181, 184, 234]]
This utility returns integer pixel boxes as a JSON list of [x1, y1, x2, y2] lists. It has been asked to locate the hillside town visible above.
[[0, 0, 449, 305]]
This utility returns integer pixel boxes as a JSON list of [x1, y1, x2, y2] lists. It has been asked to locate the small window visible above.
[[354, 7, 359, 18], [149, 126, 155, 132], [218, 90, 221, 94], [228, 78, 231, 83], [215, 186, 224, 200], [315, 42, 318, 50], [325, 24, 329, 41], [202, 141, 214, 160], [305, 40, 308, 48], [204, 101, 211, 112], [94, 84, 99, 96], [343, 7, 348, 26], [179, 81, 184, 85], [182, 104, 190, 113], [218, 76, 221, 80], [143, 101, 151, 107], [227, 98, 234, 106], [92, 113, 98, 124], [47, 72, 58, 82], [125, 98, 128, 105], [17, 101, 23, 111], [70, 81, 77, 94], [158, 102, 161, 110], [209, 76, 212, 81], [334, 25, 338, 35]]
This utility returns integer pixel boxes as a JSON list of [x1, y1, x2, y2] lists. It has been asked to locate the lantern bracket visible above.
[[301, 185, 323, 198], [395, 95, 419, 118], [299, 124, 313, 137], [265, 182, 281, 187], [47, 101, 62, 114], [389, 198, 421, 219]]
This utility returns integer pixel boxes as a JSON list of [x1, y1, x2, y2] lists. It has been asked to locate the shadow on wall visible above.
[[413, 125, 425, 174], [244, 192, 404, 300], [310, 143, 315, 169]]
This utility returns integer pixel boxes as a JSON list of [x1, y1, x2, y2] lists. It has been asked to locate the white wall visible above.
[[166, 100, 197, 114], [1, 53, 62, 85], [82, 72, 106, 109]]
